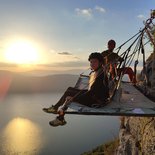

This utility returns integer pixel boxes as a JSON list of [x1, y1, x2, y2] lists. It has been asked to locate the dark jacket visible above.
[[74, 67, 109, 106]]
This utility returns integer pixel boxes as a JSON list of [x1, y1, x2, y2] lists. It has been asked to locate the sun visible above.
[[4, 40, 39, 64]]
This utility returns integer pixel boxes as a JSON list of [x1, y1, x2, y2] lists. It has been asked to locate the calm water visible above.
[[0, 93, 120, 155]]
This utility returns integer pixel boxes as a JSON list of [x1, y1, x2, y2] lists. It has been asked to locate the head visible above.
[[88, 52, 103, 71], [107, 39, 116, 51]]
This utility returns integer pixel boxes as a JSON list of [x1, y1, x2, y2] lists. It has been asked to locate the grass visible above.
[[81, 139, 119, 155]]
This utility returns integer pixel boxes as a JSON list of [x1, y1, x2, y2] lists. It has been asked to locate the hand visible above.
[[66, 96, 73, 101]]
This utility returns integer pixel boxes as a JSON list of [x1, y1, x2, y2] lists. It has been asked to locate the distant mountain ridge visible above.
[[21, 69, 85, 76], [0, 70, 79, 93]]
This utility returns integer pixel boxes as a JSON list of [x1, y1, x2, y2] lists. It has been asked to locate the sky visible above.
[[0, 0, 154, 73]]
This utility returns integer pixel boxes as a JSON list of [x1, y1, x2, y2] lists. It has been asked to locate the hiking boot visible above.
[[42, 105, 57, 114], [49, 117, 67, 127]]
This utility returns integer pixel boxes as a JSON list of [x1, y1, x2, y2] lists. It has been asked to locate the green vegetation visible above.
[[81, 139, 119, 155]]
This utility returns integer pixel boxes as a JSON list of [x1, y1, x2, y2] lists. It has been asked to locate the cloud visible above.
[[48, 49, 81, 63], [75, 8, 93, 19], [74, 56, 80, 59], [95, 6, 106, 13], [137, 14, 145, 20], [58, 52, 72, 55], [75, 6, 106, 20], [50, 49, 72, 56]]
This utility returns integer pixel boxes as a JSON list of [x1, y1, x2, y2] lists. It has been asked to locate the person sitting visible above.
[[102, 40, 123, 63], [102, 39, 136, 84], [44, 52, 109, 127]]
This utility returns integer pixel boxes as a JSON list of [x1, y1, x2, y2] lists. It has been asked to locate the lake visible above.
[[0, 93, 120, 155]]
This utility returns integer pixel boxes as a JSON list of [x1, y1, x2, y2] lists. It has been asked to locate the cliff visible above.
[[117, 117, 155, 155], [115, 52, 155, 155]]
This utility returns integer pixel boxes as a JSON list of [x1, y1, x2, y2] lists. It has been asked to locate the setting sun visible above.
[[4, 40, 39, 64]]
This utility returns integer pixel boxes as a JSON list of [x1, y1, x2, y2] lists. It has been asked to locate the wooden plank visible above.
[[66, 82, 155, 116]]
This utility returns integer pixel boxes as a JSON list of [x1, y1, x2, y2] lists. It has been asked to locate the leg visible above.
[[55, 93, 92, 120], [73, 92, 96, 107], [53, 87, 80, 109], [43, 87, 85, 113], [118, 67, 136, 84], [123, 67, 136, 84], [49, 92, 95, 127], [49, 97, 73, 127], [49, 92, 93, 127]]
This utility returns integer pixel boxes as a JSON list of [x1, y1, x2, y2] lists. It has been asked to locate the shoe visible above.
[[42, 105, 57, 114], [49, 117, 67, 127]]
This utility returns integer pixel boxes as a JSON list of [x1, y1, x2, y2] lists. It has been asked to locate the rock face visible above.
[[116, 117, 155, 155], [116, 50, 155, 155], [137, 52, 155, 99]]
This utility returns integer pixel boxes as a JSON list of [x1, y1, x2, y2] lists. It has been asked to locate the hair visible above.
[[88, 52, 103, 62], [108, 39, 116, 46]]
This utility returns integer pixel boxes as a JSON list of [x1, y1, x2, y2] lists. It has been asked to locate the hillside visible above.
[[0, 70, 79, 93]]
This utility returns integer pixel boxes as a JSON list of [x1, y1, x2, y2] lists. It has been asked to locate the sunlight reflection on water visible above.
[[0, 117, 43, 155], [0, 93, 120, 155]]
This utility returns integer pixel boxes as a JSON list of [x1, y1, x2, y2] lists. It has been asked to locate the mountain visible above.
[[0, 70, 79, 93], [21, 69, 85, 76]]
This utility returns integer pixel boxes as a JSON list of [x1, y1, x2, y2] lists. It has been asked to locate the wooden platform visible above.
[[66, 82, 155, 116]]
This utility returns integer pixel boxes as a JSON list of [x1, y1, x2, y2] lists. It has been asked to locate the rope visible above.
[[111, 31, 144, 97], [125, 33, 143, 67], [116, 33, 142, 76], [65, 66, 107, 106], [64, 17, 154, 107], [115, 31, 142, 54], [66, 52, 127, 105], [134, 38, 142, 76]]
